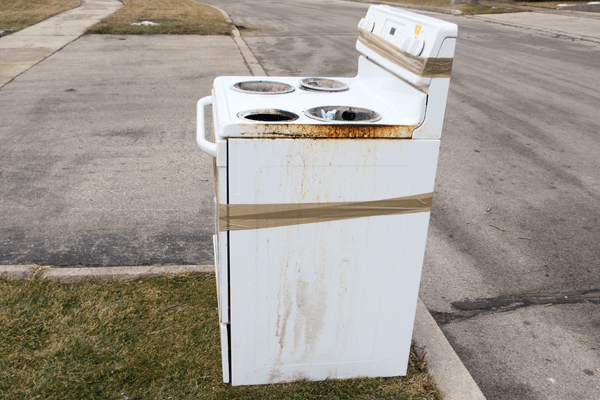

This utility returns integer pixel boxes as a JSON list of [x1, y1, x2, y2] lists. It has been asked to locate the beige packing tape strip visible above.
[[357, 28, 453, 78], [219, 192, 433, 232]]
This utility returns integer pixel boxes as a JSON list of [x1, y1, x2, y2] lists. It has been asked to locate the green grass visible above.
[[0, 0, 80, 33], [0, 274, 441, 399], [86, 0, 231, 35]]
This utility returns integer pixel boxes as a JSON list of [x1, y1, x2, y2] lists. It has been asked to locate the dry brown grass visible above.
[[384, 0, 526, 14], [0, 0, 80, 33], [0, 274, 442, 399], [516, 0, 588, 8], [86, 0, 231, 35]]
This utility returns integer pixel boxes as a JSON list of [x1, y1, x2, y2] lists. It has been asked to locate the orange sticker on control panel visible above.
[[415, 25, 422, 35]]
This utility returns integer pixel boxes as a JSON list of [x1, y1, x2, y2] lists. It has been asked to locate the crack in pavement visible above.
[[431, 288, 600, 324]]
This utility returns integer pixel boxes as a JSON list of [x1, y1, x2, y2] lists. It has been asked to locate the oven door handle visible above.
[[196, 96, 217, 157]]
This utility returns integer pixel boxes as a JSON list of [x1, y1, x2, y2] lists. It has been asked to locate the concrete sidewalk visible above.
[[472, 10, 600, 43], [0, 0, 122, 87]]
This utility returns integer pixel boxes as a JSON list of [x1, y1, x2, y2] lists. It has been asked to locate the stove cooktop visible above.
[[212, 60, 428, 139]]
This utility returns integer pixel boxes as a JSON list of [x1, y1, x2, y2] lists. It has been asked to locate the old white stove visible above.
[[196, 5, 457, 386]]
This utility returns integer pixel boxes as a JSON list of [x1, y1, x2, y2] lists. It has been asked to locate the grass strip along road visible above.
[[86, 0, 230, 35], [0, 274, 442, 399], [0, 0, 80, 33]]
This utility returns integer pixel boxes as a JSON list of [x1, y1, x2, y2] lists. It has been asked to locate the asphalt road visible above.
[[196, 0, 600, 398]]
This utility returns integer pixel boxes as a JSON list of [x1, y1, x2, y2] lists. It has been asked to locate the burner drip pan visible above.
[[305, 106, 381, 123], [238, 109, 299, 122], [299, 78, 349, 92], [231, 81, 295, 94]]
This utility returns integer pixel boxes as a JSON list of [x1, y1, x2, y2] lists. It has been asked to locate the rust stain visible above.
[[276, 261, 293, 352], [293, 274, 328, 363], [238, 124, 415, 139], [270, 259, 293, 384]]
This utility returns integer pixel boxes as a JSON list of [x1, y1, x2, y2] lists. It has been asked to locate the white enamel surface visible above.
[[212, 72, 427, 138], [196, 96, 216, 157], [358, 18, 375, 32], [213, 235, 221, 319], [412, 38, 456, 139], [356, 5, 457, 89], [223, 139, 439, 385], [215, 162, 229, 324], [408, 38, 425, 57], [220, 323, 230, 383], [215, 231, 229, 324], [361, 5, 457, 59]]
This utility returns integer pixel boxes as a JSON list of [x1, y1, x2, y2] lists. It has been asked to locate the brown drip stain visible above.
[[239, 124, 414, 139]]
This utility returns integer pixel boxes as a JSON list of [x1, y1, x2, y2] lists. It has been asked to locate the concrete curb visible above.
[[1, 264, 485, 399], [211, 5, 267, 76], [0, 265, 213, 281], [556, 4, 600, 12], [470, 13, 600, 44], [413, 298, 487, 399]]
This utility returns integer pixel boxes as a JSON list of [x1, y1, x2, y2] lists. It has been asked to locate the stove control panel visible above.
[[357, 5, 456, 59], [356, 5, 457, 88]]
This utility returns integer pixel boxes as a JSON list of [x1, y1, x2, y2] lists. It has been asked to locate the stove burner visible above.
[[231, 81, 295, 94], [299, 78, 349, 92], [238, 109, 299, 122], [304, 106, 381, 122]]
